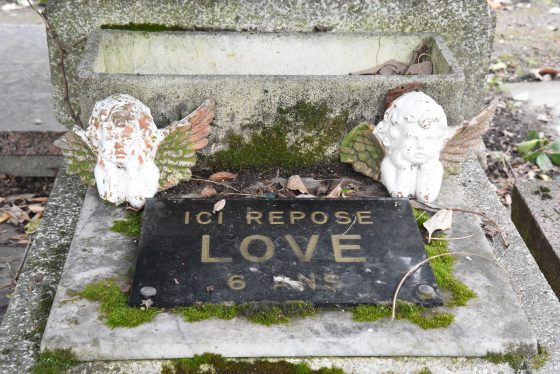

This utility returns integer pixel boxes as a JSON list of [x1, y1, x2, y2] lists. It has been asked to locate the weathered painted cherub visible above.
[[56, 94, 214, 208], [341, 91, 496, 202]]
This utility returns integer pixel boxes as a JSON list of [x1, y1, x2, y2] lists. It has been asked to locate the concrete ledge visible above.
[[0, 155, 62, 177], [511, 181, 560, 300]]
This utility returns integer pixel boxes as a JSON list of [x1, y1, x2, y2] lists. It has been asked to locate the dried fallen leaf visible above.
[[4, 194, 35, 203], [120, 284, 131, 293], [141, 298, 153, 309], [423, 209, 453, 243], [286, 175, 309, 194], [384, 82, 427, 109], [200, 185, 217, 198], [351, 59, 409, 75], [8, 205, 29, 224], [326, 181, 343, 198], [487, 0, 502, 10], [209, 171, 237, 182], [29, 197, 48, 203], [28, 204, 45, 213], [0, 211, 9, 224], [0, 197, 5, 204], [405, 61, 432, 75], [213, 199, 226, 213]]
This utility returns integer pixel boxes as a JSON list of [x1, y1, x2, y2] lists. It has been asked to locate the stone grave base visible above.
[[40, 172, 535, 361]]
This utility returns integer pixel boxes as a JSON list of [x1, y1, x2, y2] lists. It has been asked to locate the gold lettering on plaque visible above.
[[246, 211, 263, 224], [297, 273, 317, 290], [240, 235, 274, 262], [311, 211, 328, 225], [228, 275, 246, 290], [268, 211, 284, 224], [196, 211, 212, 224], [289, 211, 305, 224], [334, 211, 352, 224], [357, 211, 373, 224], [331, 235, 366, 262], [200, 235, 232, 263], [285, 234, 319, 262]]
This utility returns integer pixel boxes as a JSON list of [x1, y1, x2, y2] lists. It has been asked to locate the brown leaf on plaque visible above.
[[405, 61, 433, 75], [208, 171, 238, 182], [200, 185, 217, 198], [384, 82, 427, 109], [351, 59, 409, 76], [29, 197, 48, 203]]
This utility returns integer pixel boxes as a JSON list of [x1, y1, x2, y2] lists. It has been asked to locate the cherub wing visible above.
[[440, 99, 498, 175], [340, 122, 385, 180], [155, 98, 215, 190], [54, 127, 97, 186]]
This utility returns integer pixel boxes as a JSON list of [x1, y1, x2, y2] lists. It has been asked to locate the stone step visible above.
[[0, 24, 65, 176]]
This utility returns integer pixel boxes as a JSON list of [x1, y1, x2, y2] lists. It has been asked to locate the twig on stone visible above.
[[341, 216, 358, 235], [411, 200, 510, 248], [26, 0, 84, 128], [391, 251, 507, 320], [191, 177, 241, 193]]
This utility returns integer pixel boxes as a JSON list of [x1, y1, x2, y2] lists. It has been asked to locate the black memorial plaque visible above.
[[129, 198, 442, 307]]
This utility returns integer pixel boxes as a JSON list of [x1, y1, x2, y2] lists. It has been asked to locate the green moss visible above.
[[484, 351, 524, 370], [1, 348, 12, 355], [78, 279, 316, 327], [176, 301, 316, 326], [78, 279, 159, 328], [175, 303, 239, 322], [161, 353, 344, 374], [532, 344, 549, 369], [32, 348, 78, 374], [212, 101, 352, 171], [352, 301, 454, 329], [352, 208, 475, 329], [415, 368, 432, 374], [111, 211, 143, 239]]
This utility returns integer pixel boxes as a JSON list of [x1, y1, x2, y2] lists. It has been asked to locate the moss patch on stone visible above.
[[111, 211, 143, 239], [78, 279, 159, 328], [32, 348, 78, 374], [532, 344, 550, 369], [484, 351, 525, 371], [485, 343, 550, 371], [161, 352, 344, 374], [351, 208, 476, 329], [212, 101, 352, 171], [78, 279, 317, 327]]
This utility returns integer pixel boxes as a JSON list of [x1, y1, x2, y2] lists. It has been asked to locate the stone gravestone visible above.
[[130, 198, 442, 307]]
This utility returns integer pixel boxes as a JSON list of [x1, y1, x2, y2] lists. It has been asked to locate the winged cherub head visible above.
[[57, 94, 214, 208], [373, 91, 453, 201], [375, 91, 452, 166]]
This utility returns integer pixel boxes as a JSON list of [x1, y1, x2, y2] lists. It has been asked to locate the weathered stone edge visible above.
[[0, 170, 87, 374], [458, 158, 560, 373]]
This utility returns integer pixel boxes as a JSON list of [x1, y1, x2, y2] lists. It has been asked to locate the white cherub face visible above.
[[375, 91, 450, 165], [87, 94, 159, 169]]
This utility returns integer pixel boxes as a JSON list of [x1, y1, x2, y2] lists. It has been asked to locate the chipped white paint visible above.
[[75, 94, 162, 209], [374, 92, 453, 202]]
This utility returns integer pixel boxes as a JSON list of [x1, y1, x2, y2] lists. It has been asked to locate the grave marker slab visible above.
[[130, 198, 441, 307]]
